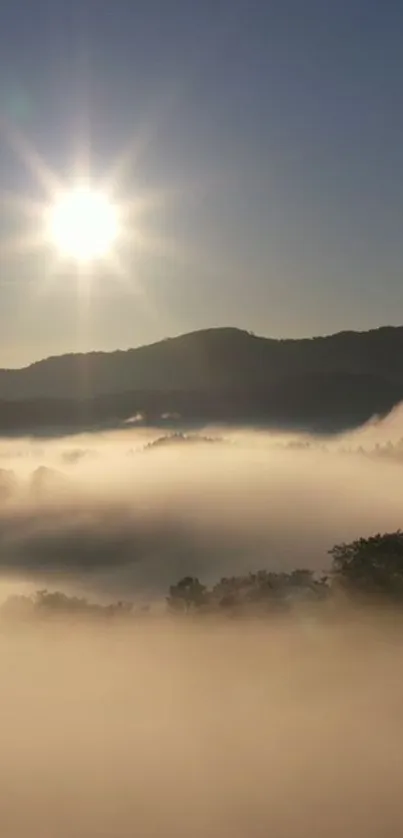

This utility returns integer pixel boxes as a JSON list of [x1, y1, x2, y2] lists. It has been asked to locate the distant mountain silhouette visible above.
[[1, 325, 403, 433]]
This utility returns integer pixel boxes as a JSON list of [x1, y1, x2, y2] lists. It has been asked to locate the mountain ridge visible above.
[[1, 323, 403, 399], [4, 323, 403, 372], [0, 324, 402, 433]]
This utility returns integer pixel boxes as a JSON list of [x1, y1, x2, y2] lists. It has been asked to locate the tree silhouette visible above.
[[7, 529, 403, 624], [210, 568, 328, 613], [0, 590, 135, 621], [167, 576, 207, 613], [330, 531, 403, 600]]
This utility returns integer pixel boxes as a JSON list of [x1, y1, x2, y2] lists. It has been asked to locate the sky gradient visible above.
[[0, 0, 402, 366]]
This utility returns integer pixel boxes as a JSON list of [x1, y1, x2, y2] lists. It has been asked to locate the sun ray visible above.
[[0, 232, 48, 259], [0, 119, 63, 197], [100, 87, 180, 196], [0, 109, 215, 338], [0, 190, 46, 219], [105, 250, 165, 331]]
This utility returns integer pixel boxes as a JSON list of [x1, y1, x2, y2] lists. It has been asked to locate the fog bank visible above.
[[0, 617, 402, 837], [0, 409, 402, 598]]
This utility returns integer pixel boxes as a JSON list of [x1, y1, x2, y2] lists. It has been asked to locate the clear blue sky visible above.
[[0, 0, 402, 365]]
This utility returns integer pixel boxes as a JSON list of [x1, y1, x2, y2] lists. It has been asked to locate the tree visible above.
[[329, 531, 403, 600], [166, 576, 207, 613], [0, 590, 135, 621], [208, 569, 328, 614]]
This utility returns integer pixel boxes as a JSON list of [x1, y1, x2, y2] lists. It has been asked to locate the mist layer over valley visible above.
[[0, 410, 402, 599], [0, 616, 402, 837], [0, 414, 402, 835]]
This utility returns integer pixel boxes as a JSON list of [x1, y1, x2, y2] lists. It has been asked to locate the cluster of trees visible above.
[[0, 465, 68, 501], [0, 589, 137, 621], [143, 433, 223, 451], [3, 531, 403, 621], [357, 439, 403, 461], [167, 569, 328, 615], [275, 438, 403, 461], [167, 531, 403, 615]]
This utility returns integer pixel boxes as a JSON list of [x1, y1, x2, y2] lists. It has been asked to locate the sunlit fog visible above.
[[0, 413, 402, 600], [1, 604, 403, 837], [0, 415, 403, 836]]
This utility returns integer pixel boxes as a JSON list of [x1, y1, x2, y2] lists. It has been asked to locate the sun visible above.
[[47, 186, 120, 262]]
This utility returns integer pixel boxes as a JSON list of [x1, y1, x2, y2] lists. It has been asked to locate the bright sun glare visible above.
[[47, 187, 119, 262]]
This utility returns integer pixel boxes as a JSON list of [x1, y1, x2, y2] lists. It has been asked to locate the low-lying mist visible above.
[[1, 412, 403, 835], [1, 617, 403, 837], [0, 407, 402, 600]]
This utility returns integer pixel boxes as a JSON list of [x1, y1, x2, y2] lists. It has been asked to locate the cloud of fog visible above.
[[1, 415, 403, 835], [0, 412, 402, 599], [1, 617, 403, 837]]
